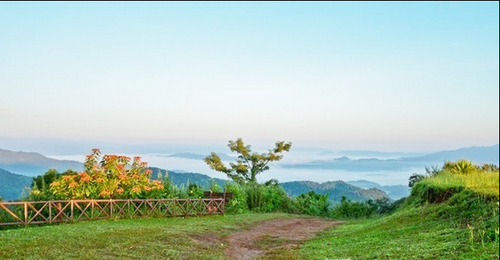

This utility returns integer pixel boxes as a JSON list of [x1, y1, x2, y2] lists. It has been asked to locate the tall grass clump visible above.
[[407, 160, 499, 248]]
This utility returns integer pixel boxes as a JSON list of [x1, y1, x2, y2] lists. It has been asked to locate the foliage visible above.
[[292, 191, 330, 217], [481, 163, 499, 172], [412, 169, 499, 201], [46, 149, 164, 199], [408, 160, 499, 193], [329, 196, 401, 219], [242, 182, 293, 213], [408, 173, 425, 188], [443, 159, 478, 175], [224, 182, 249, 214], [204, 138, 291, 184], [28, 169, 78, 200], [330, 196, 375, 218]]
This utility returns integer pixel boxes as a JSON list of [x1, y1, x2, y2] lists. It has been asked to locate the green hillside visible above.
[[149, 167, 227, 188], [282, 180, 388, 203], [298, 165, 500, 259], [0, 168, 32, 201]]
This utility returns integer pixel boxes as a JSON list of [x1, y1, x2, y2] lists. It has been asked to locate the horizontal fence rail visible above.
[[0, 198, 225, 226]]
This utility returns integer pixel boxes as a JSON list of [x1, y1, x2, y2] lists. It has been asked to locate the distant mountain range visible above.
[[153, 153, 234, 161], [403, 145, 499, 164], [346, 180, 409, 200], [320, 150, 425, 158], [283, 144, 499, 172], [0, 148, 83, 177]]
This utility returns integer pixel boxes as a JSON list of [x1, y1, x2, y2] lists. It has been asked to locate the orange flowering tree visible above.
[[50, 149, 164, 199]]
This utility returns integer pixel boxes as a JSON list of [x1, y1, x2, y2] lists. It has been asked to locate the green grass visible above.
[[421, 171, 499, 198], [0, 213, 293, 260], [298, 172, 500, 260], [298, 205, 498, 260]]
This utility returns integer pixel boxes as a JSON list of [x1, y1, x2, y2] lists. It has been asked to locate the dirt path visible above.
[[224, 218, 343, 260]]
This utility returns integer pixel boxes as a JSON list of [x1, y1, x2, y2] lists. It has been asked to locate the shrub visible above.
[[225, 182, 292, 213], [47, 149, 165, 199], [331, 196, 375, 219], [292, 191, 330, 217], [224, 182, 248, 214], [261, 183, 293, 213]]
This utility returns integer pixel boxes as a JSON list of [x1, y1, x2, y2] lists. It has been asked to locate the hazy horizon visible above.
[[1, 2, 499, 152], [2, 138, 498, 186]]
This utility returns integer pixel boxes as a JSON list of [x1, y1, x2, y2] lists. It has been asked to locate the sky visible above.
[[1, 2, 499, 152]]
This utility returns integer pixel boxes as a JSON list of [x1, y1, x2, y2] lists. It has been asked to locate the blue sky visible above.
[[0, 2, 498, 152]]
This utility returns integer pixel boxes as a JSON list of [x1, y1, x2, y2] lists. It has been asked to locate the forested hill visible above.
[[0, 168, 32, 201], [281, 180, 388, 203], [149, 167, 226, 188]]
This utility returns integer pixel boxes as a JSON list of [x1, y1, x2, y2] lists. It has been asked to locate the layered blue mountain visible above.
[[283, 144, 499, 172], [157, 153, 234, 161], [0, 148, 83, 177]]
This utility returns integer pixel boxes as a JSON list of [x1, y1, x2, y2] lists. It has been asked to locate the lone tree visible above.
[[204, 138, 292, 184]]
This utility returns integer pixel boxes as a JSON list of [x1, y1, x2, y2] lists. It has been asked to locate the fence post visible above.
[[71, 200, 74, 222], [24, 202, 28, 226], [110, 199, 113, 218], [48, 202, 52, 223]]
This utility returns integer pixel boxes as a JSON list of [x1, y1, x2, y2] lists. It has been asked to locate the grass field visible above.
[[0, 213, 293, 260], [1, 208, 498, 259], [299, 205, 499, 260]]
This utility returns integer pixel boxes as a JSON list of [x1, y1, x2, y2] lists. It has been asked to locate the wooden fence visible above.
[[0, 198, 225, 226]]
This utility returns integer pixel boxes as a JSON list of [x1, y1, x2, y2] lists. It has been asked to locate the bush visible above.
[[261, 183, 293, 213], [222, 182, 292, 213], [292, 191, 330, 217], [243, 183, 291, 212], [331, 196, 375, 219], [329, 196, 400, 219], [224, 182, 248, 214], [29, 149, 168, 200]]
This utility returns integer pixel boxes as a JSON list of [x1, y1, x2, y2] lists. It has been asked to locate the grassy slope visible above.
[[0, 213, 293, 260], [299, 206, 498, 260], [298, 171, 500, 260]]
